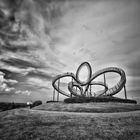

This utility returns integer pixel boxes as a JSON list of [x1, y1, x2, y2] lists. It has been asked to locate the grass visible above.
[[0, 108, 140, 140], [0, 102, 140, 140], [34, 102, 140, 113]]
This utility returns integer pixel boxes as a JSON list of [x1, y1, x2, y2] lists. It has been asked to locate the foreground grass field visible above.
[[0, 103, 140, 140]]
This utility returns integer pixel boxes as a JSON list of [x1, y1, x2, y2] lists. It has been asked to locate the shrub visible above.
[[0, 102, 28, 111], [32, 100, 42, 107], [46, 100, 59, 103], [64, 96, 137, 104]]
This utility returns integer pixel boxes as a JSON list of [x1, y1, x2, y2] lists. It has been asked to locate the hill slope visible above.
[[34, 102, 140, 113], [0, 108, 140, 140]]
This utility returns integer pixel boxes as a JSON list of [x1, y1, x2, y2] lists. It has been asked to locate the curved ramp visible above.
[[86, 67, 126, 96]]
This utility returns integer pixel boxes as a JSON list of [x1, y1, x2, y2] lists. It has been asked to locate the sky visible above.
[[0, 0, 140, 103]]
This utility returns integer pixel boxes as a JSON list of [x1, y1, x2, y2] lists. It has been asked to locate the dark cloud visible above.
[[1, 58, 43, 69], [1, 44, 28, 52], [27, 70, 54, 81], [0, 0, 22, 13], [0, 68, 25, 81]]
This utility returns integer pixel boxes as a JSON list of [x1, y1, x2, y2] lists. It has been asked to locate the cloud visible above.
[[0, 0, 140, 102], [0, 68, 33, 81], [0, 69, 31, 96], [0, 83, 15, 93], [15, 90, 31, 95], [0, 74, 16, 93], [0, 0, 65, 70], [1, 57, 43, 69], [27, 69, 54, 80], [0, 71, 5, 76], [4, 79, 18, 85], [26, 77, 52, 89], [1, 43, 28, 53]]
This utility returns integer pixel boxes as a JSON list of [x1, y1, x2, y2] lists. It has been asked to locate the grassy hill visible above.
[[0, 103, 140, 140], [34, 102, 140, 113]]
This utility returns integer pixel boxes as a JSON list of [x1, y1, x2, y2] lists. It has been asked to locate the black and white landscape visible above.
[[0, 0, 140, 140]]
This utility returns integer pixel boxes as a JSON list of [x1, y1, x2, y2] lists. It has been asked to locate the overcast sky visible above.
[[0, 0, 140, 102]]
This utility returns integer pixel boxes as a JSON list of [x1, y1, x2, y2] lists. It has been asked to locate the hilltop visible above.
[[0, 102, 140, 140]]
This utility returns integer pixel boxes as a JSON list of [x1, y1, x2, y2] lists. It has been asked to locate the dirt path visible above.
[[30, 108, 140, 118]]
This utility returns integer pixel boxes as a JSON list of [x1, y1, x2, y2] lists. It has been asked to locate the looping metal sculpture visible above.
[[52, 62, 127, 101]]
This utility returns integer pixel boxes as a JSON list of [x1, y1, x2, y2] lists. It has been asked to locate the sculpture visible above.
[[52, 62, 128, 102]]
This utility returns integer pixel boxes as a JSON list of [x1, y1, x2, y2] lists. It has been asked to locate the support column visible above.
[[86, 88, 88, 97], [57, 79, 60, 102], [103, 73, 106, 95], [90, 85, 92, 96], [71, 77, 73, 98], [124, 85, 127, 99], [53, 88, 55, 101]]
